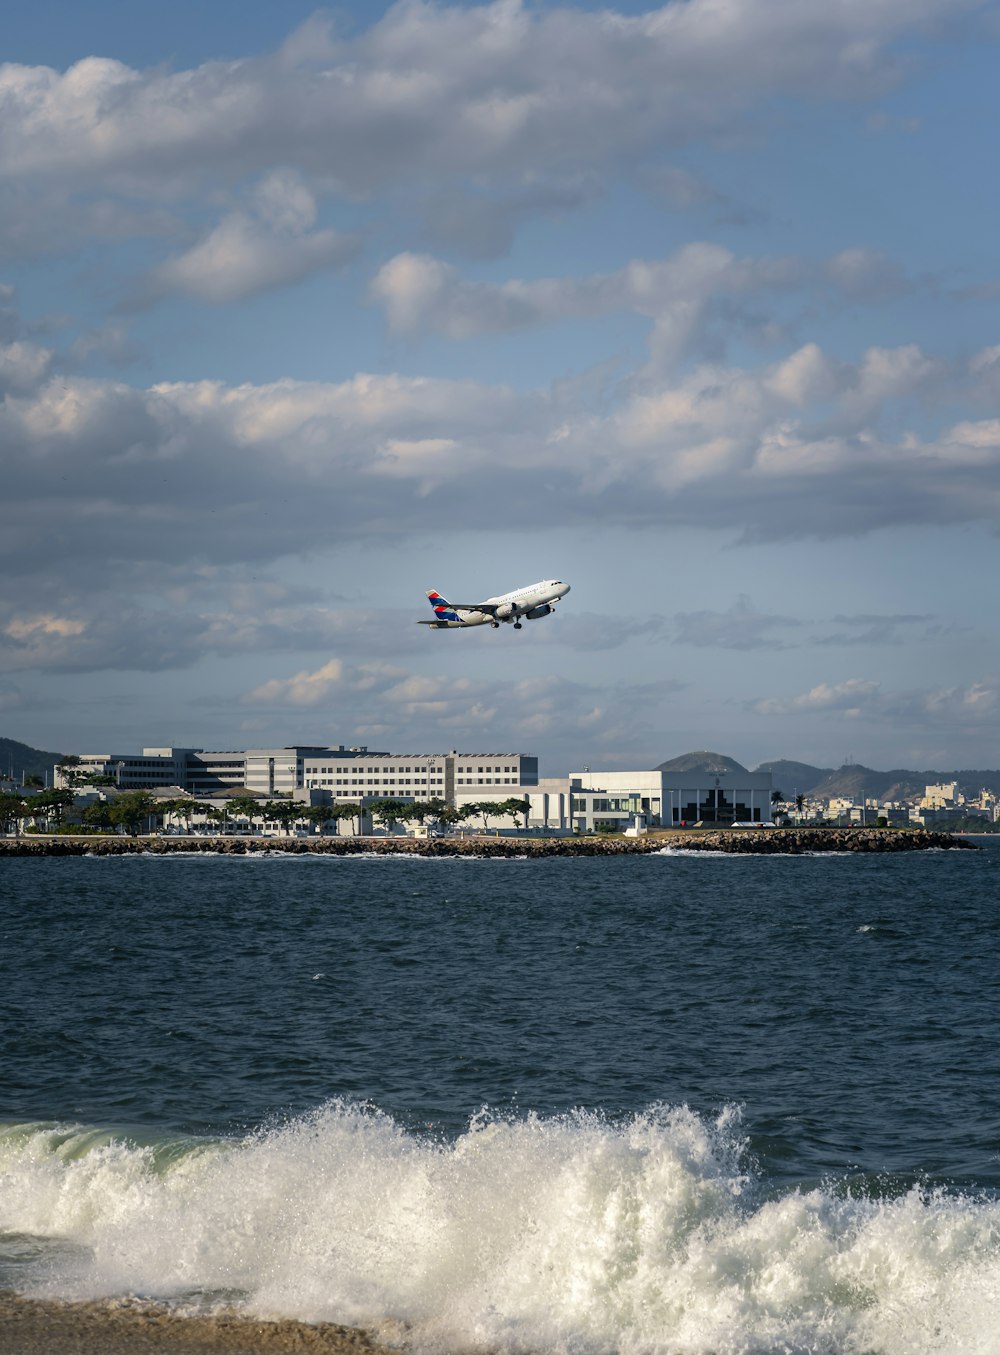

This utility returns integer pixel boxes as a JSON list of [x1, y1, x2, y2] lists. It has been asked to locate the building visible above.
[[57, 745, 538, 803], [567, 768, 773, 832], [921, 781, 964, 809]]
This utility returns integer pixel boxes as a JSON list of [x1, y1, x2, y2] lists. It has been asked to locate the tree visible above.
[[368, 798, 410, 833], [262, 800, 302, 836], [29, 788, 76, 829], [457, 800, 512, 832], [109, 791, 157, 836], [433, 803, 460, 832], [303, 804, 335, 835], [72, 772, 117, 788], [81, 800, 115, 831], [227, 796, 263, 833], [501, 797, 531, 830], [795, 793, 806, 814], [56, 755, 82, 786], [159, 796, 197, 833], [335, 801, 363, 836], [198, 805, 225, 834], [770, 790, 785, 823], [0, 792, 26, 835]]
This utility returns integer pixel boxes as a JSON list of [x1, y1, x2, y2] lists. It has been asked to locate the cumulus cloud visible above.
[[748, 676, 1000, 727], [0, 1, 982, 259], [240, 657, 674, 762], [749, 678, 882, 716], [369, 243, 805, 342], [246, 658, 345, 707], [4, 333, 1000, 629], [142, 171, 359, 304], [0, 340, 52, 394]]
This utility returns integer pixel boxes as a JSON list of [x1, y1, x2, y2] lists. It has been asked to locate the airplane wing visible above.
[[446, 602, 498, 613]]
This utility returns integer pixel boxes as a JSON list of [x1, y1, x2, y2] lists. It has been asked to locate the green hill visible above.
[[0, 736, 68, 784]]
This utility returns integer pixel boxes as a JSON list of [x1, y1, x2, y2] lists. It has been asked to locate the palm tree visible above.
[[770, 789, 785, 824]]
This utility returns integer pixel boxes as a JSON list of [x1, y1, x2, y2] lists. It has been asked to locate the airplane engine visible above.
[[524, 604, 553, 620], [495, 602, 517, 620]]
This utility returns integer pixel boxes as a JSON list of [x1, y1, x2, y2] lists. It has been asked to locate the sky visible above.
[[3, 0, 1000, 776]]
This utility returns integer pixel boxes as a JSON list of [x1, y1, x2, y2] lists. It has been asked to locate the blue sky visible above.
[[4, 0, 1000, 775]]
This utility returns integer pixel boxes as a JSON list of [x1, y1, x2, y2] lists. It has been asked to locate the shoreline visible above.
[[0, 827, 977, 856], [0, 1294, 399, 1355]]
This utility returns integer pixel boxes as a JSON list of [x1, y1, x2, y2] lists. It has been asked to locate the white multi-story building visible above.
[[57, 745, 538, 804]]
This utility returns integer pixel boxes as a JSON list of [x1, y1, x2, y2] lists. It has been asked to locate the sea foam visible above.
[[2, 1103, 1000, 1354]]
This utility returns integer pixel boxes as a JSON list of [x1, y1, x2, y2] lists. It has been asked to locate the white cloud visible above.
[[144, 170, 359, 304], [240, 657, 675, 763], [0, 340, 52, 394], [3, 332, 1000, 622], [748, 676, 1000, 727], [0, 1, 982, 258], [369, 243, 805, 342], [750, 678, 882, 716], [245, 658, 345, 707]]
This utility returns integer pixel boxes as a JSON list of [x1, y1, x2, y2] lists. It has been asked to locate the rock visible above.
[[0, 828, 978, 858]]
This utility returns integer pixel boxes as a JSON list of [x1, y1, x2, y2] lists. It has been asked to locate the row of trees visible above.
[[0, 788, 532, 837]]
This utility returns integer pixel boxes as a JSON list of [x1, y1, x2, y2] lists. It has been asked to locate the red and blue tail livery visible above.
[[426, 591, 461, 623], [417, 580, 570, 630]]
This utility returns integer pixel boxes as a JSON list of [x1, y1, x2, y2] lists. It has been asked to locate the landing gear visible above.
[[491, 621, 500, 629], [513, 621, 522, 629]]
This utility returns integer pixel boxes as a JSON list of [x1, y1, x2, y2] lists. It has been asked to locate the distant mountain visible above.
[[654, 753, 1000, 801], [754, 760, 833, 795], [656, 750, 749, 775], [811, 765, 1000, 801], [0, 736, 67, 784]]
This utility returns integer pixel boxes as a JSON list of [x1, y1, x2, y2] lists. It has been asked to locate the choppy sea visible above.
[[2, 844, 1000, 1353]]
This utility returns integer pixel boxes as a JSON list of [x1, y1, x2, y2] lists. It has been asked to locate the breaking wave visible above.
[[2, 1102, 999, 1354]]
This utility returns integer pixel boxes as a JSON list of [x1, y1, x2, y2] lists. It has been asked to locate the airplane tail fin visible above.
[[426, 590, 460, 622]]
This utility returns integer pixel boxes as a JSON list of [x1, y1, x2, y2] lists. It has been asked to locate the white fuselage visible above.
[[433, 579, 570, 628]]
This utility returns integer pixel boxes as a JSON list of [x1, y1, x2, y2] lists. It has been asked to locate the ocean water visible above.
[[2, 844, 1000, 1353]]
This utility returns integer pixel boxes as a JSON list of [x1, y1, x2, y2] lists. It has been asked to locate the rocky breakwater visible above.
[[0, 828, 978, 857]]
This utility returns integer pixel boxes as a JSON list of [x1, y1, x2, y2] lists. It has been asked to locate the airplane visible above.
[[417, 579, 570, 630]]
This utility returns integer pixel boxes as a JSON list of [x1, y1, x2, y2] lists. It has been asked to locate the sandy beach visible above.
[[0, 1295, 403, 1355]]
